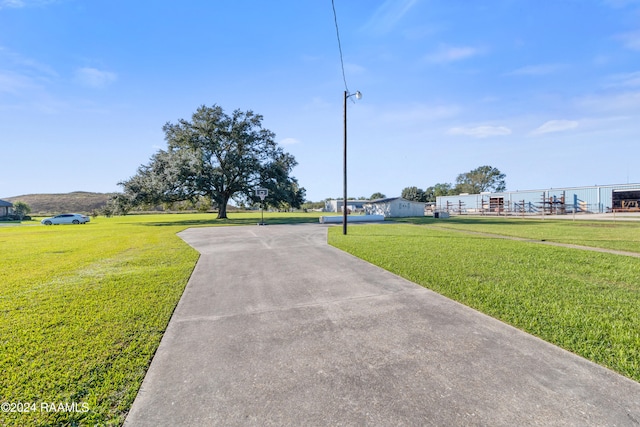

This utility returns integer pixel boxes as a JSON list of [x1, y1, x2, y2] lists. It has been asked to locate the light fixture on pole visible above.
[[343, 90, 362, 235]]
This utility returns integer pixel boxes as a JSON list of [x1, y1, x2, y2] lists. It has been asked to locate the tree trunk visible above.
[[216, 195, 230, 219]]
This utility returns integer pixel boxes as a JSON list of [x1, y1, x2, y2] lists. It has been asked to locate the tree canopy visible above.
[[401, 186, 426, 202], [12, 201, 31, 220], [119, 105, 305, 218], [423, 183, 454, 202], [454, 165, 506, 194]]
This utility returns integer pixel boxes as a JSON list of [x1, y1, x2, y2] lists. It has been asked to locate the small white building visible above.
[[364, 197, 425, 218], [324, 199, 369, 213]]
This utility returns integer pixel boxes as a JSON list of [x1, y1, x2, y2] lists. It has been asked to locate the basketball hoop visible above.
[[255, 188, 268, 225], [256, 188, 268, 201]]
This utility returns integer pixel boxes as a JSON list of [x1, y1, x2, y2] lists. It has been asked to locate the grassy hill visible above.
[[2, 192, 275, 217], [4, 191, 114, 215]]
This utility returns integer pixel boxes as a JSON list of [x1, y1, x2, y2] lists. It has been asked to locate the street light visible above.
[[343, 90, 362, 235]]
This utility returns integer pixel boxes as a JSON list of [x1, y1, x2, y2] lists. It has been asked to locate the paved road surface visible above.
[[125, 224, 640, 426]]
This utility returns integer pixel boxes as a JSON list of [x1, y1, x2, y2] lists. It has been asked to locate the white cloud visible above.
[[529, 120, 578, 136], [0, 70, 67, 113], [0, 45, 58, 78], [577, 91, 640, 112], [75, 67, 117, 88], [603, 0, 640, 8], [505, 64, 565, 76], [279, 137, 300, 146], [344, 62, 366, 76], [0, 71, 37, 94], [447, 125, 511, 138], [361, 0, 418, 35], [616, 30, 640, 51], [0, 0, 58, 9], [425, 45, 484, 64], [381, 104, 460, 123], [0, 0, 25, 8], [304, 97, 331, 110], [605, 71, 640, 88]]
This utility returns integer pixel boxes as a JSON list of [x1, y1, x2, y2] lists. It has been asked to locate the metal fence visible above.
[[438, 199, 610, 217]]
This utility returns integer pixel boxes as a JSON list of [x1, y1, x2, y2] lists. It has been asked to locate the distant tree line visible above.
[[304, 166, 505, 207], [401, 165, 506, 203]]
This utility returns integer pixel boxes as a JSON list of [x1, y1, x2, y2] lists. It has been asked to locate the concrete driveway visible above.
[[125, 224, 640, 426]]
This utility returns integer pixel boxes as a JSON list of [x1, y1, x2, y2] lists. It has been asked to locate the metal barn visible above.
[[436, 183, 640, 215]]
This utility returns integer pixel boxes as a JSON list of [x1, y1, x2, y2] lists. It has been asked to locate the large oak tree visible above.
[[120, 105, 305, 219]]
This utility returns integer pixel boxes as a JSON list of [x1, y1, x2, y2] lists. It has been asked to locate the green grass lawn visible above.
[[329, 221, 640, 384], [3, 212, 638, 425], [0, 212, 320, 427], [389, 216, 640, 253]]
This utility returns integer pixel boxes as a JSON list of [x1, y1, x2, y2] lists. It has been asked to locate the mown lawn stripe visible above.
[[328, 223, 640, 383], [389, 216, 640, 253]]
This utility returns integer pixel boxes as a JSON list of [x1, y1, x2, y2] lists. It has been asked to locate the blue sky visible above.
[[1, 0, 639, 201]]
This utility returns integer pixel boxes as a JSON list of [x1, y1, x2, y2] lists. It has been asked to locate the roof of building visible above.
[[0, 199, 13, 207], [367, 197, 424, 204]]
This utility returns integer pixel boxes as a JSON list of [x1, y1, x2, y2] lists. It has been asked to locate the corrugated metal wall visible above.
[[436, 183, 640, 214]]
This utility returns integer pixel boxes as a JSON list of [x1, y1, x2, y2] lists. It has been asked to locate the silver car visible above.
[[41, 213, 91, 225]]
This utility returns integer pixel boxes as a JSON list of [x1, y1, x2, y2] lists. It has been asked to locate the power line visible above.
[[331, 0, 349, 93]]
